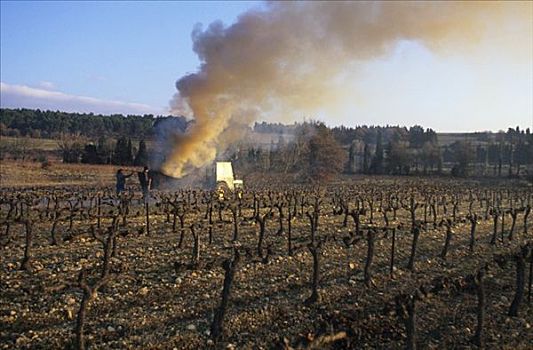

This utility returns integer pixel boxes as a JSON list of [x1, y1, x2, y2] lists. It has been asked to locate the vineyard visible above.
[[1, 177, 532, 349]]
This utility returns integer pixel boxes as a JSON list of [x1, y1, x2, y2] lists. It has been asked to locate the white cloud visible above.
[[37, 81, 56, 90], [0, 82, 165, 115]]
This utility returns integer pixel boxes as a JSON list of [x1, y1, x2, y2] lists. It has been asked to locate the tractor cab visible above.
[[215, 162, 244, 197]]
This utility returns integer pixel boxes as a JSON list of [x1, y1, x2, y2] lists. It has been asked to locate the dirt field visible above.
[[0, 171, 532, 349], [0, 160, 140, 188]]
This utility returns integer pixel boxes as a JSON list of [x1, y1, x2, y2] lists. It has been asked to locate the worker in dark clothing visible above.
[[138, 166, 152, 201], [116, 169, 133, 195]]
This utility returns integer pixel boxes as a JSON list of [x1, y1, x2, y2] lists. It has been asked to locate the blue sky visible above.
[[1, 1, 532, 132], [1, 1, 260, 113]]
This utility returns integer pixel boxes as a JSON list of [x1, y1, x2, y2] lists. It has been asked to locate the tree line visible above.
[[0, 108, 188, 139], [239, 123, 533, 180], [1, 108, 531, 180], [59, 135, 149, 166]]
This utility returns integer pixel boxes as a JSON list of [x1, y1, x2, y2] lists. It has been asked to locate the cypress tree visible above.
[[371, 131, 384, 174], [134, 140, 148, 166], [112, 137, 131, 165], [126, 138, 133, 165]]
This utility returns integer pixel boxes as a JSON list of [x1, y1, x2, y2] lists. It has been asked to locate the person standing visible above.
[[116, 169, 133, 195], [138, 166, 152, 201]]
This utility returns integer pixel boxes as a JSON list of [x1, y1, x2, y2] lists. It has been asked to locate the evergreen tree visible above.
[[97, 136, 113, 164], [126, 138, 133, 165], [370, 131, 384, 174], [81, 144, 100, 164], [408, 125, 425, 148], [362, 143, 370, 174], [112, 137, 131, 165], [134, 139, 148, 166], [348, 141, 357, 173], [387, 140, 410, 175]]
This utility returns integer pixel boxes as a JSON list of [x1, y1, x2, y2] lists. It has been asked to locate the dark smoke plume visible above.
[[161, 1, 530, 178]]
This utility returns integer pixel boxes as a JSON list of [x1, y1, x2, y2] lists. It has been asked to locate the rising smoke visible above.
[[161, 1, 531, 178]]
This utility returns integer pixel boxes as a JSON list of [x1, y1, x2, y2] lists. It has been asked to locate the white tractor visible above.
[[215, 162, 243, 194]]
